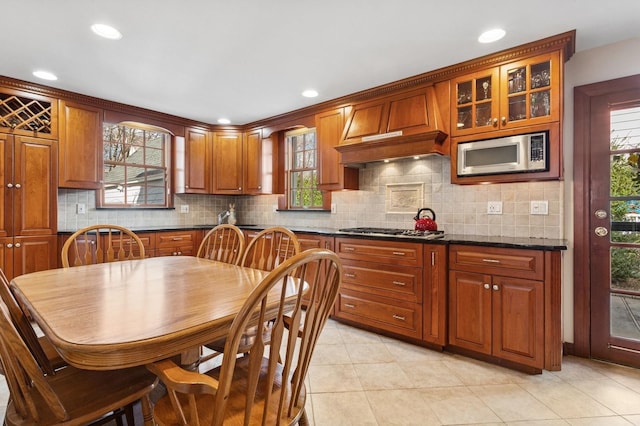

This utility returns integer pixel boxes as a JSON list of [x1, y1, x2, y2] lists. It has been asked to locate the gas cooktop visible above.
[[338, 227, 445, 239]]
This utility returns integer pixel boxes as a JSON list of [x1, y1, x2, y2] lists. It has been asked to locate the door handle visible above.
[[595, 227, 608, 237]]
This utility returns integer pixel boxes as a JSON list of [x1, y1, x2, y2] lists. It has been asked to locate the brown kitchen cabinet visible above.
[[448, 244, 559, 372], [451, 51, 561, 138], [0, 134, 57, 280], [333, 237, 423, 339], [183, 126, 211, 194], [212, 130, 243, 194], [243, 129, 273, 195], [0, 87, 58, 140], [58, 100, 103, 189], [155, 230, 197, 257], [296, 232, 335, 305], [315, 108, 358, 191], [423, 244, 448, 346]]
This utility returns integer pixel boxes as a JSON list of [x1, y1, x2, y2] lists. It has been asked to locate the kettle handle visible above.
[[414, 208, 436, 221]]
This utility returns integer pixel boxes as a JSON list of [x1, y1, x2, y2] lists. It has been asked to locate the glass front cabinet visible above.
[[451, 51, 560, 137]]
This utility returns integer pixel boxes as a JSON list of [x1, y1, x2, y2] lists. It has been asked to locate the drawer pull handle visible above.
[[392, 314, 406, 321], [344, 303, 356, 309], [344, 273, 356, 278], [344, 247, 355, 252], [482, 258, 500, 263], [392, 251, 406, 256], [392, 281, 406, 286], [172, 237, 183, 241]]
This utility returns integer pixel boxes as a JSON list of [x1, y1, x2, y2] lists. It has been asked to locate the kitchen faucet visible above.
[[217, 210, 230, 224]]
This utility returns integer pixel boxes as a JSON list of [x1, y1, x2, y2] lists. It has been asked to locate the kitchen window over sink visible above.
[[285, 127, 323, 209], [98, 122, 171, 208]]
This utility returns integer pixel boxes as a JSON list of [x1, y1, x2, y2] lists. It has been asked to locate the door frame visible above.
[[573, 73, 640, 357]]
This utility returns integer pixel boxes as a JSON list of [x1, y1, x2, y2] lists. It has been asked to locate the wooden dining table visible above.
[[10, 256, 272, 371]]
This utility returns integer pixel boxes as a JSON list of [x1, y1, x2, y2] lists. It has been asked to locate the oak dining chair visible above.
[[147, 248, 343, 426], [196, 224, 245, 265], [0, 268, 65, 376], [0, 300, 158, 426], [204, 226, 302, 357], [61, 224, 146, 267]]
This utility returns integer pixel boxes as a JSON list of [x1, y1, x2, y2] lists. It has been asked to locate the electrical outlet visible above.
[[530, 200, 548, 215], [331, 203, 337, 214], [272, 205, 278, 213], [180, 205, 189, 214], [487, 201, 502, 215], [76, 203, 86, 214]]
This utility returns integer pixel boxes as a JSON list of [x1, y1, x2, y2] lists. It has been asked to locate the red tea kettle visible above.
[[414, 208, 438, 231]]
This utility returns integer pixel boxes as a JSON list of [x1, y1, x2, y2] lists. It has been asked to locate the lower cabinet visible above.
[[333, 237, 423, 339], [58, 230, 196, 265], [1, 235, 57, 280], [154, 231, 197, 257], [448, 244, 559, 372]]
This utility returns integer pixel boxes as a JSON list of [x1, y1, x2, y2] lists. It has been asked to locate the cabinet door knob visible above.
[[7, 183, 13, 188], [501, 116, 507, 125], [492, 284, 499, 291], [14, 243, 20, 248], [492, 118, 498, 126], [6, 243, 12, 248], [483, 283, 490, 289], [14, 183, 21, 189]]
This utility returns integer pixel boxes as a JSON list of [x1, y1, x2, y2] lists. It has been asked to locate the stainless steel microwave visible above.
[[457, 131, 548, 176]]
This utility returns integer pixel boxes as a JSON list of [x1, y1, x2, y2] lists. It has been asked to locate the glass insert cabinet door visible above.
[[452, 68, 499, 136], [499, 51, 561, 128]]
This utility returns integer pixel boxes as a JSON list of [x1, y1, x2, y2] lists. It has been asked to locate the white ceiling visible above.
[[2, 1, 639, 126]]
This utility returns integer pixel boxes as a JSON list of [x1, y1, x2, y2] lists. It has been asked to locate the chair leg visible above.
[[299, 408, 309, 426], [141, 395, 155, 426], [125, 403, 135, 425]]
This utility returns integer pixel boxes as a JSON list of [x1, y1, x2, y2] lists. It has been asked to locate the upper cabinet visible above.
[[452, 51, 561, 137], [0, 88, 58, 140], [336, 86, 448, 165], [183, 126, 211, 194], [58, 100, 103, 189], [316, 108, 358, 191], [212, 130, 243, 194], [243, 129, 267, 195]]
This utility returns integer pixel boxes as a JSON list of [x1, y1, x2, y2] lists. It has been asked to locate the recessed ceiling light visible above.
[[91, 23, 123, 40], [217, 118, 231, 124], [478, 28, 506, 43], [302, 89, 318, 98], [32, 70, 58, 81]]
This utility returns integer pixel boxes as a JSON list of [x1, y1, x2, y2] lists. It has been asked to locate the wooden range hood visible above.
[[335, 84, 450, 166]]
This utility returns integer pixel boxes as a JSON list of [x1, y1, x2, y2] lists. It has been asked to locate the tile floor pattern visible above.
[[2, 319, 640, 425]]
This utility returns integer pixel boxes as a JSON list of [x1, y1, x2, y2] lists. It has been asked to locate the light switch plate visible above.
[[530, 200, 548, 215], [76, 203, 86, 214], [331, 203, 337, 214]]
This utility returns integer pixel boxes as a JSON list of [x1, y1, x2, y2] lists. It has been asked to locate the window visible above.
[[99, 122, 171, 208], [285, 128, 323, 209]]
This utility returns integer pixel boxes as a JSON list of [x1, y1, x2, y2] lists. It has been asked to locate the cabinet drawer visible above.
[[335, 289, 422, 339], [335, 237, 422, 267], [342, 260, 422, 303], [449, 244, 544, 281], [156, 231, 196, 256]]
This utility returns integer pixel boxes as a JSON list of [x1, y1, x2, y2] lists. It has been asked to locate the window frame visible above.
[[284, 127, 325, 210], [97, 121, 173, 209]]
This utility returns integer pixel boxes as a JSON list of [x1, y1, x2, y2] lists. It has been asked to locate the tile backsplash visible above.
[[58, 156, 563, 239]]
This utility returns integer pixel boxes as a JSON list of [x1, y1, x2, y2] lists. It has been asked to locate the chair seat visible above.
[[4, 365, 157, 426], [153, 357, 306, 426]]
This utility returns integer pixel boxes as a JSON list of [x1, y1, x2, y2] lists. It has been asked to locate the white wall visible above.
[[562, 37, 640, 343]]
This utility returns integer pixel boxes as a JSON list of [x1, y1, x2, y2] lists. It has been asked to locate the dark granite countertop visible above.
[[58, 224, 567, 251]]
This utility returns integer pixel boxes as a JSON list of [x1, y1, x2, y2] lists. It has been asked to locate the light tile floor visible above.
[[3, 318, 640, 425]]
